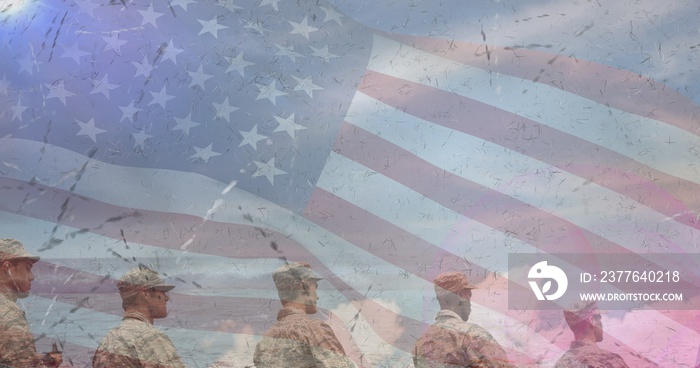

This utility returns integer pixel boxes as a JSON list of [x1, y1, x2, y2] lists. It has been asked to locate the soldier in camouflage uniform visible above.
[[413, 271, 513, 368], [0, 238, 62, 368], [253, 262, 357, 368], [92, 267, 185, 368], [553, 301, 628, 368]]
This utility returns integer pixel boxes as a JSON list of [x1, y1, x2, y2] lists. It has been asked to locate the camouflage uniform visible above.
[[253, 307, 356, 368], [554, 301, 629, 368], [553, 340, 629, 368], [413, 309, 513, 368], [93, 267, 184, 368], [92, 317, 185, 368], [254, 262, 356, 368], [0, 238, 50, 368], [0, 293, 44, 367]]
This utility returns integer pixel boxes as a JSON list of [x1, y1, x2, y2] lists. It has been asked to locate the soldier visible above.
[[253, 262, 356, 368], [413, 271, 513, 368], [92, 266, 185, 368], [0, 238, 62, 368], [553, 301, 628, 368]]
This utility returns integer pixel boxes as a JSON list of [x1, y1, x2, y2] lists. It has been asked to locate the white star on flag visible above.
[[256, 80, 287, 104], [239, 125, 267, 150], [310, 45, 338, 64], [188, 65, 213, 89], [273, 114, 306, 139], [149, 86, 175, 109], [10, 99, 28, 122], [321, 6, 344, 25], [243, 19, 266, 35], [132, 130, 152, 149], [102, 33, 128, 55], [138, 4, 163, 27], [45, 81, 75, 105], [292, 76, 323, 98], [75, 118, 106, 143], [59, 42, 89, 64], [132, 56, 154, 78], [191, 143, 221, 163], [119, 101, 140, 123], [17, 52, 37, 75], [225, 53, 255, 77], [159, 39, 183, 64], [90, 74, 118, 98], [253, 157, 286, 184], [274, 44, 303, 62], [212, 96, 239, 123], [198, 18, 228, 39], [172, 113, 200, 136], [288, 16, 318, 39]]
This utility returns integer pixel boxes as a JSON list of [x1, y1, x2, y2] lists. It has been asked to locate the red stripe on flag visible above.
[[333, 122, 611, 253], [359, 69, 700, 234], [382, 32, 700, 137], [333, 122, 698, 278]]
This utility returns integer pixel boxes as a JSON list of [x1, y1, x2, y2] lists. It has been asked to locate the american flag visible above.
[[1, 0, 699, 367]]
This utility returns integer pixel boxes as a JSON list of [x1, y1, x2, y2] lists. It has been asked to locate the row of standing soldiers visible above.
[[0, 238, 629, 367]]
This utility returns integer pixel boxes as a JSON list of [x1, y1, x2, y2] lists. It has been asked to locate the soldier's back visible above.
[[0, 294, 43, 368], [253, 308, 354, 368], [414, 311, 512, 368], [93, 318, 184, 368], [554, 340, 629, 368]]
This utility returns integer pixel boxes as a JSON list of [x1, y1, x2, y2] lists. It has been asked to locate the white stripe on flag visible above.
[[366, 34, 700, 185], [343, 89, 700, 253]]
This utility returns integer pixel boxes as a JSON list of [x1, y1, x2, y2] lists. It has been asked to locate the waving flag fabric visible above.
[[1, 0, 699, 367]]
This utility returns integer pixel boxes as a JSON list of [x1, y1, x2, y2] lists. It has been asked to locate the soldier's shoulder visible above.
[[307, 317, 331, 327], [457, 321, 496, 339], [585, 350, 628, 368], [0, 294, 11, 306], [105, 320, 163, 342], [307, 317, 336, 332], [0, 295, 21, 315], [555, 346, 628, 368], [604, 351, 629, 368], [553, 351, 587, 368]]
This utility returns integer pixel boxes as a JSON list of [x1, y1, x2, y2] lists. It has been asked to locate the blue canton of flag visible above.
[[1, 0, 372, 212]]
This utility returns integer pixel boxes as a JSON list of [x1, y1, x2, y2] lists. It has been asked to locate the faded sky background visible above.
[[332, 0, 700, 104]]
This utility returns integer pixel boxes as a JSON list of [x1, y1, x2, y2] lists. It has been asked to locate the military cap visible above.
[[433, 271, 477, 294], [0, 238, 40, 263], [272, 262, 324, 290], [117, 267, 175, 292], [563, 301, 602, 326]]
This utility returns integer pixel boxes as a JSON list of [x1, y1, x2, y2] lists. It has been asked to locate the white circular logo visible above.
[[528, 261, 568, 301]]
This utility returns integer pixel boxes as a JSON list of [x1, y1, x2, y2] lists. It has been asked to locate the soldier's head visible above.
[[0, 238, 39, 299], [433, 271, 476, 321], [117, 267, 175, 320], [273, 262, 324, 314], [563, 301, 604, 342]]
